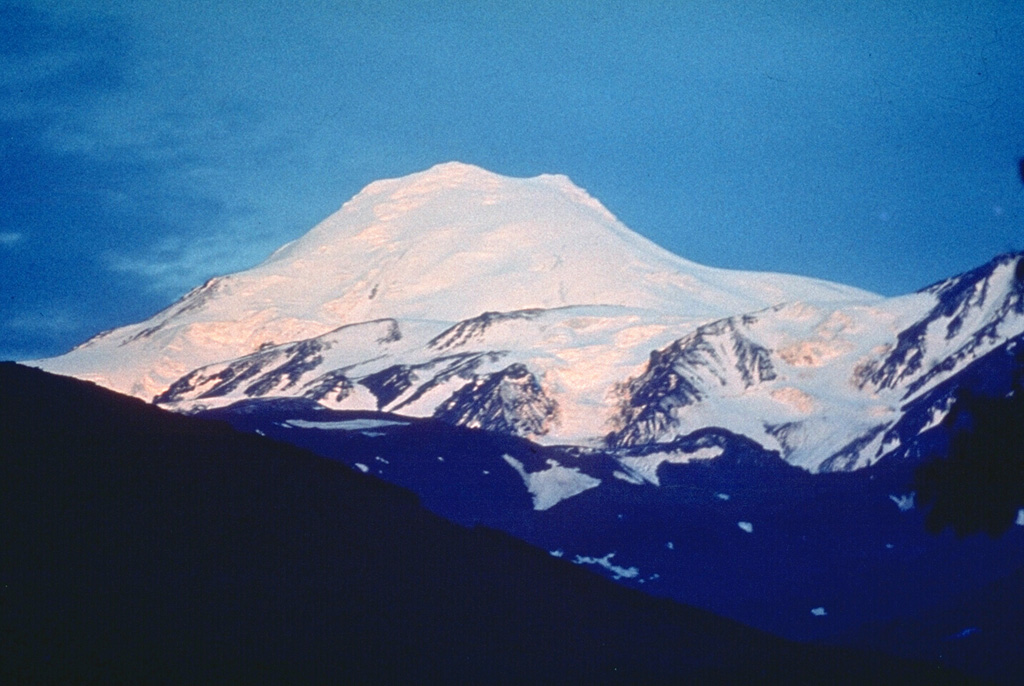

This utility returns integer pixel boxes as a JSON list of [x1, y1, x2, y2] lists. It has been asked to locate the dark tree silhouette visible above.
[[916, 388, 1024, 536]]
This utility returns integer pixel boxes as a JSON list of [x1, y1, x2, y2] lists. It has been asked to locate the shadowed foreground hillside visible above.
[[0, 362, 972, 683]]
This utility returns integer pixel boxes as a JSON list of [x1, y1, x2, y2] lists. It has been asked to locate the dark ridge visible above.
[[432, 362, 558, 436], [0, 363, 973, 684], [359, 362, 417, 407]]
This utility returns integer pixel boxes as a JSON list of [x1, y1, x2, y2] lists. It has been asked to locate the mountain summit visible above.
[[254, 161, 871, 320], [34, 164, 1024, 470], [34, 163, 871, 405]]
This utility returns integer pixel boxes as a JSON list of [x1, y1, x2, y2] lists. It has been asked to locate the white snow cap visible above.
[[44, 162, 1024, 475], [35, 161, 873, 403], [260, 161, 871, 323]]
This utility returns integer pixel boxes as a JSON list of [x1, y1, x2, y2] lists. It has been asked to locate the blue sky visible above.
[[2, 1, 1022, 360]]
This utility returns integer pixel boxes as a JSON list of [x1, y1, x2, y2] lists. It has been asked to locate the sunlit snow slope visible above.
[[34, 162, 1024, 470]]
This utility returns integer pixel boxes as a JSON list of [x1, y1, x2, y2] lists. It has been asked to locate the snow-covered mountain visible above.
[[34, 162, 1024, 471], [610, 255, 1024, 470]]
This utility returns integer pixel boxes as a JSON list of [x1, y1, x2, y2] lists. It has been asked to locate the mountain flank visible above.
[[0, 363, 971, 684]]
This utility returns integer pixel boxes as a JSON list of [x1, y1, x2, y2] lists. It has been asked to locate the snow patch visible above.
[[613, 470, 645, 485], [811, 607, 827, 617], [571, 553, 639, 580], [950, 627, 979, 639], [889, 492, 915, 511], [616, 446, 723, 486], [919, 402, 951, 434], [738, 521, 754, 533], [880, 434, 901, 454], [502, 454, 601, 510], [354, 463, 369, 473], [284, 418, 409, 431]]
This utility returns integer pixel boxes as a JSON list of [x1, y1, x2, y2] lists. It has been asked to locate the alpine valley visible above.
[[29, 163, 1024, 682]]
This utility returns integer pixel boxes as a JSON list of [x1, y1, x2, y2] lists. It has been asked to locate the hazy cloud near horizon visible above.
[[2, 0, 1022, 360]]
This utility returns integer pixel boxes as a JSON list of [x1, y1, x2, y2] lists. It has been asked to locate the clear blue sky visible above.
[[2, 1, 1022, 360]]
